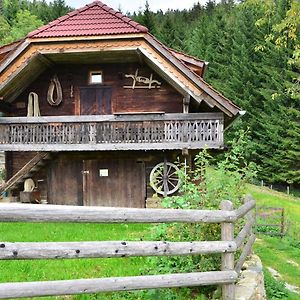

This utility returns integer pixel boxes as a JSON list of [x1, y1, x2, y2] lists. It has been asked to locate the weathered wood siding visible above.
[[48, 157, 83, 206], [83, 158, 145, 207], [7, 151, 180, 207], [11, 63, 183, 117], [9, 152, 38, 177]]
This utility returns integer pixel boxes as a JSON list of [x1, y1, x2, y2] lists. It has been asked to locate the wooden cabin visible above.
[[0, 1, 241, 207]]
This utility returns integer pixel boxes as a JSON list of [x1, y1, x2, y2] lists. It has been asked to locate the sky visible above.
[[62, 0, 210, 13]]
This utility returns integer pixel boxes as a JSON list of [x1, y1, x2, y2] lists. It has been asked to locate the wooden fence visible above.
[[256, 206, 285, 236], [0, 195, 256, 299]]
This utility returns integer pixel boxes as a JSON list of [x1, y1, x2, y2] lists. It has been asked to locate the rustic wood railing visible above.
[[0, 113, 224, 151], [0, 195, 255, 300]]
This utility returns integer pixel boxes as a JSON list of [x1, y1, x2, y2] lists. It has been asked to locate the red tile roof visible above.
[[28, 1, 148, 38]]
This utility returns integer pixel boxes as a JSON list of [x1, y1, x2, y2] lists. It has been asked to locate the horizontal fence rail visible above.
[[0, 271, 238, 299], [0, 196, 256, 300], [0, 240, 237, 260], [0, 113, 224, 151], [0, 203, 237, 223]]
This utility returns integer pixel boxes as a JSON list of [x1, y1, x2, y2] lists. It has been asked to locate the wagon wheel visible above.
[[150, 162, 180, 196]]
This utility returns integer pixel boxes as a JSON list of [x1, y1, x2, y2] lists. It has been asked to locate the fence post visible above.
[[244, 195, 254, 253], [220, 200, 235, 300]]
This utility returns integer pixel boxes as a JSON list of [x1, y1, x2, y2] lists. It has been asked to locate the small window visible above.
[[89, 71, 103, 84]]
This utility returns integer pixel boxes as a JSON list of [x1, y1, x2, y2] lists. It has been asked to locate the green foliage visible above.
[[264, 269, 289, 299], [0, 14, 9, 40], [0, 0, 72, 45], [1, 10, 43, 44], [140, 130, 257, 299]]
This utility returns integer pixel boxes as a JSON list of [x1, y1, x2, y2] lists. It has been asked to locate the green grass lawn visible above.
[[247, 185, 300, 298], [248, 185, 300, 226], [0, 223, 152, 300]]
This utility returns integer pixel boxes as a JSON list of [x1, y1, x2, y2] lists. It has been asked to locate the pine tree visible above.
[[50, 0, 71, 21]]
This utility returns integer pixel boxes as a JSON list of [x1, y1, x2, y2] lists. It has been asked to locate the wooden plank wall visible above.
[[7, 150, 182, 207], [11, 63, 183, 117]]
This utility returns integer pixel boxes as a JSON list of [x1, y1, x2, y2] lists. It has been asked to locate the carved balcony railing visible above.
[[0, 113, 224, 151]]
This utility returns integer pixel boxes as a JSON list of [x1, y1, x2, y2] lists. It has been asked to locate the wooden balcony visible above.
[[0, 113, 224, 151]]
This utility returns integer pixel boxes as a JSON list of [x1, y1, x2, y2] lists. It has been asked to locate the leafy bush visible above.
[[142, 130, 258, 299], [264, 269, 288, 299]]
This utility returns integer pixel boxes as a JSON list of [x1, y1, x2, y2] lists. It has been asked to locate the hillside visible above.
[[247, 185, 300, 299]]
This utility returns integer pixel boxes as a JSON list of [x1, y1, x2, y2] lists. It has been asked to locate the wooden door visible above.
[[48, 158, 83, 205], [80, 86, 112, 115], [83, 158, 145, 208]]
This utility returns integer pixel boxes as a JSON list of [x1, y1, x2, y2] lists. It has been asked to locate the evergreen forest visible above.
[[0, 0, 299, 187]]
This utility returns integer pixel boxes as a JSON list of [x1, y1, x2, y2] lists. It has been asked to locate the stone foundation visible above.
[[146, 196, 162, 208], [235, 254, 266, 300]]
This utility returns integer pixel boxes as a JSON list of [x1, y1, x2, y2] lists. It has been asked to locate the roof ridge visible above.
[[27, 1, 147, 38]]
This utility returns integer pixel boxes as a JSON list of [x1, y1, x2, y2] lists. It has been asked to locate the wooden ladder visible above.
[[0, 152, 52, 194]]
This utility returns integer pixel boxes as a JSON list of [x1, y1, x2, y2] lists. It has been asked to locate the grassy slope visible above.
[[247, 185, 300, 297], [248, 185, 300, 226]]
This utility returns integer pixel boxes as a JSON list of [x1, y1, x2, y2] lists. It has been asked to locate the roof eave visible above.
[[144, 34, 241, 117], [26, 33, 146, 43]]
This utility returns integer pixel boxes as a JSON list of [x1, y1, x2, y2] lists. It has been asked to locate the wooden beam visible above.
[[136, 48, 144, 65], [0, 271, 238, 299], [0, 41, 30, 74], [0, 203, 236, 224], [36, 53, 54, 67], [183, 95, 190, 114], [234, 234, 256, 274], [0, 142, 224, 152], [235, 219, 255, 249], [0, 240, 237, 260], [0, 112, 224, 124], [235, 200, 256, 220]]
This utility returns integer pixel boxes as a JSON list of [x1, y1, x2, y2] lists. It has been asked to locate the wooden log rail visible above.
[[0, 196, 256, 300], [0, 113, 224, 151]]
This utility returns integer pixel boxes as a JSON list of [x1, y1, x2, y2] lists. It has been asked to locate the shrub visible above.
[[264, 269, 288, 299], [142, 130, 258, 299]]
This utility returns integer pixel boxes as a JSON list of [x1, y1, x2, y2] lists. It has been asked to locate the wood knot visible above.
[[121, 242, 126, 246], [13, 251, 18, 256], [75, 250, 80, 254], [0, 244, 5, 248]]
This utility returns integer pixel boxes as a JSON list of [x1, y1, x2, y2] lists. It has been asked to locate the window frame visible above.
[[88, 70, 103, 85]]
